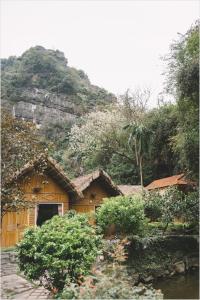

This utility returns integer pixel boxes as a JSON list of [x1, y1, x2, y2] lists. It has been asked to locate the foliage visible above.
[[96, 195, 147, 235], [1, 46, 116, 111], [1, 110, 47, 218], [58, 238, 162, 299], [166, 21, 199, 179], [180, 189, 199, 224], [58, 266, 163, 299], [144, 187, 199, 231], [67, 97, 181, 185], [17, 212, 101, 293], [145, 104, 180, 182], [67, 106, 138, 180], [144, 191, 162, 221], [124, 122, 152, 186]]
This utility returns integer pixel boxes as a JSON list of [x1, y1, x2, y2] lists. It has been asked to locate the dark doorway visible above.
[[37, 204, 59, 226]]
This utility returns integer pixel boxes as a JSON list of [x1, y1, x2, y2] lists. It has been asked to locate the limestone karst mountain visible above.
[[1, 46, 116, 128]]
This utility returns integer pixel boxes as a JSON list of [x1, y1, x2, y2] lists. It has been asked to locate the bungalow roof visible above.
[[72, 169, 123, 196], [145, 174, 191, 190], [117, 185, 143, 195], [10, 156, 83, 199]]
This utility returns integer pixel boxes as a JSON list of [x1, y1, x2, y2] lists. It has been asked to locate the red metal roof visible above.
[[145, 174, 190, 190]]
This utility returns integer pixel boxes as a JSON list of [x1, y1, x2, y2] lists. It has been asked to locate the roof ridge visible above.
[[9, 156, 83, 198], [72, 169, 122, 195]]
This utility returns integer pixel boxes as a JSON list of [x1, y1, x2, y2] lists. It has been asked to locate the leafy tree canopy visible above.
[[1, 110, 48, 217], [165, 21, 199, 179]]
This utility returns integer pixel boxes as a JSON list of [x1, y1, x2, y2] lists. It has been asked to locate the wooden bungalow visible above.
[[117, 185, 143, 196], [1, 157, 82, 248], [70, 170, 123, 213], [145, 174, 196, 193]]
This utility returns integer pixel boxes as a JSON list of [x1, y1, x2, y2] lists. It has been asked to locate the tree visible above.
[[145, 104, 179, 182], [66, 91, 177, 186], [122, 88, 152, 187], [165, 21, 199, 180], [68, 107, 137, 180], [124, 122, 152, 187], [1, 110, 47, 218], [144, 187, 199, 232]]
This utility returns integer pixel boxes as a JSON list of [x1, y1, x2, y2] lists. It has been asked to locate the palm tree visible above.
[[124, 122, 152, 187]]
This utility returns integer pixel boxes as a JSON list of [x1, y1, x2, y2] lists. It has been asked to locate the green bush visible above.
[[144, 187, 199, 232], [96, 195, 147, 235], [182, 189, 199, 225], [144, 191, 162, 221], [17, 212, 101, 292]]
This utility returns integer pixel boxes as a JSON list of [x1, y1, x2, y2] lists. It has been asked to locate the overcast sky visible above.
[[1, 0, 199, 107]]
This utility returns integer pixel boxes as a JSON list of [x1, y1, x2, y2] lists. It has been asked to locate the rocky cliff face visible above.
[[2, 88, 79, 127], [1, 46, 116, 128]]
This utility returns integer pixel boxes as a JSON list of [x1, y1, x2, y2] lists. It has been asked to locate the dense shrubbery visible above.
[[58, 267, 163, 299], [144, 187, 199, 231], [181, 189, 199, 224], [96, 195, 147, 235], [17, 212, 101, 292], [144, 191, 162, 221]]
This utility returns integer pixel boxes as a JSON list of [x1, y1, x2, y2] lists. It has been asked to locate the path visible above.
[[1, 251, 51, 300]]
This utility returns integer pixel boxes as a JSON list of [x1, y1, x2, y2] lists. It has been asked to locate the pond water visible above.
[[153, 270, 199, 299]]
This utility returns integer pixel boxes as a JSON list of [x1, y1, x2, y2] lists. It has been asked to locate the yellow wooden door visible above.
[[1, 209, 28, 248], [1, 212, 17, 247]]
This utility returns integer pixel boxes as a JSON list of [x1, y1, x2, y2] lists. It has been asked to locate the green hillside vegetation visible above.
[[1, 46, 116, 111]]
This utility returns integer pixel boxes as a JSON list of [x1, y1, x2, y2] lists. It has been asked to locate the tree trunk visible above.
[[134, 139, 139, 165], [139, 155, 144, 187]]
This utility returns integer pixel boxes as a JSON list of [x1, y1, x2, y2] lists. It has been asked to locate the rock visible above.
[[169, 271, 175, 277], [135, 285, 146, 295], [138, 282, 144, 287], [164, 270, 170, 276], [143, 275, 154, 283], [99, 255, 104, 262], [132, 273, 140, 285], [174, 261, 185, 274]]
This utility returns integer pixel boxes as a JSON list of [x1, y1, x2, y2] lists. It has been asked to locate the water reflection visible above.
[[153, 270, 199, 299]]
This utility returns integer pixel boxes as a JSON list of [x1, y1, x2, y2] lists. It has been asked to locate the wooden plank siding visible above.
[[1, 172, 69, 247], [70, 180, 112, 213]]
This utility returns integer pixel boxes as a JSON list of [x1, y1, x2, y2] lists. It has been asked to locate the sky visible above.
[[1, 0, 199, 107]]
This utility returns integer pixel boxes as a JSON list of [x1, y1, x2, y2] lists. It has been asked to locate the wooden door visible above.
[[1, 212, 17, 247], [1, 209, 28, 248]]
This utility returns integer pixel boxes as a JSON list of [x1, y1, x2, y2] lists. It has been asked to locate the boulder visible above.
[[174, 261, 185, 274]]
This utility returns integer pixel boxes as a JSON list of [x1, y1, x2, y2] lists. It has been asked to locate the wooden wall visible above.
[[70, 179, 113, 213], [1, 172, 69, 248]]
